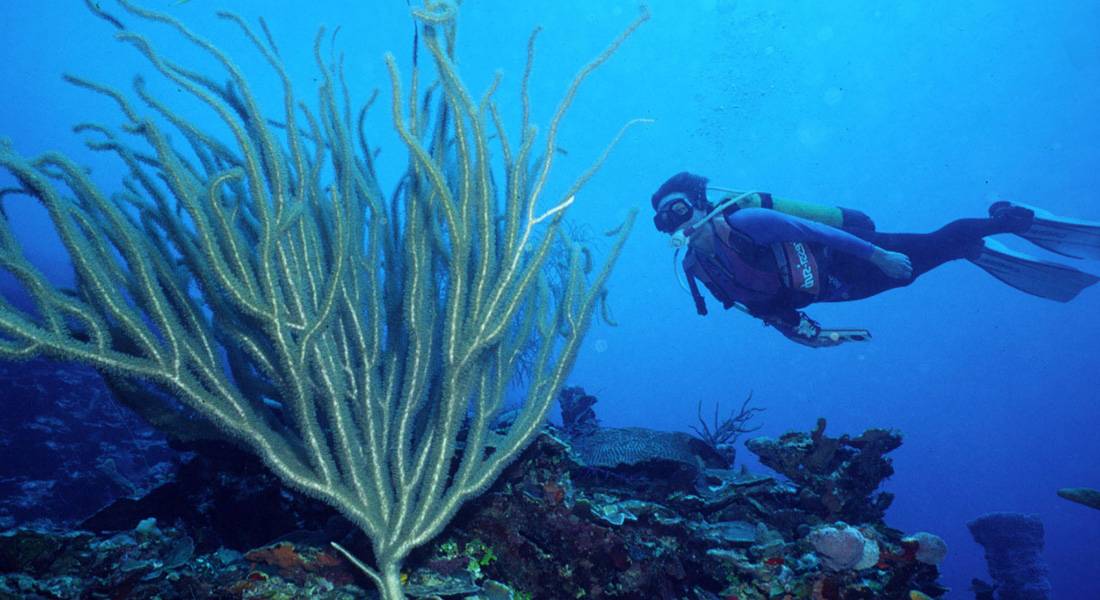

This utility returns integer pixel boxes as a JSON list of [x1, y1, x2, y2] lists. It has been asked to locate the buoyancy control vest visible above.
[[682, 204, 824, 316]]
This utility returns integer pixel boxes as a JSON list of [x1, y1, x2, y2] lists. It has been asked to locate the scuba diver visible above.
[[652, 171, 1100, 347]]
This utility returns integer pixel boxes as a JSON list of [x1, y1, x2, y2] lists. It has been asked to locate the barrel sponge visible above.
[[968, 512, 1044, 551], [967, 512, 1051, 600]]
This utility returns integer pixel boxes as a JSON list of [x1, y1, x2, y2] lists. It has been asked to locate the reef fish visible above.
[[1057, 487, 1100, 511]]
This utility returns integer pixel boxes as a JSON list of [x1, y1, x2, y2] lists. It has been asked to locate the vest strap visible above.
[[685, 268, 708, 316]]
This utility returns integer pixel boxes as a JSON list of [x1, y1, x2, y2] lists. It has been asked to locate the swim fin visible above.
[[992, 202, 1100, 260], [968, 238, 1099, 302]]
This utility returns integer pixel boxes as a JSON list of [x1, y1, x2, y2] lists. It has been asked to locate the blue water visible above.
[[2, 1, 1098, 597]]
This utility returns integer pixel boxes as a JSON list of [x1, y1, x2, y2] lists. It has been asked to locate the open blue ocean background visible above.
[[2, 1, 1098, 597]]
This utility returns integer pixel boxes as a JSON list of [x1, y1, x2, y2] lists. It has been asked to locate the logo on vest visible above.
[[793, 242, 814, 289]]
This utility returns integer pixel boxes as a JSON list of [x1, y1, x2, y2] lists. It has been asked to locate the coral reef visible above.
[[967, 512, 1051, 600], [0, 521, 362, 599], [561, 386, 730, 494], [559, 386, 601, 438], [745, 417, 901, 524], [0, 360, 173, 530], [0, 417, 946, 598]]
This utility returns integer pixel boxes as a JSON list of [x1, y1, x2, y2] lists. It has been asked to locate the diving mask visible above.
[[653, 193, 694, 234]]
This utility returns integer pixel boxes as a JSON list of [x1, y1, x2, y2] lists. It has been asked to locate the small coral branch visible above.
[[689, 392, 764, 465]]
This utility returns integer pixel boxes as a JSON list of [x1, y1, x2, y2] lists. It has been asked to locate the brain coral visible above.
[[904, 531, 948, 565], [807, 523, 876, 571]]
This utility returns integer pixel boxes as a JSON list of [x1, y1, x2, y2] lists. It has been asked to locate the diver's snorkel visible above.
[[670, 191, 759, 296]]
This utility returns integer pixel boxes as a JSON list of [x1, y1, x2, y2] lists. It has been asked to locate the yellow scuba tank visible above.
[[709, 187, 875, 232]]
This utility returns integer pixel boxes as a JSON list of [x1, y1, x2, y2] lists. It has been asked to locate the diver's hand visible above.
[[870, 247, 913, 279], [761, 310, 872, 348]]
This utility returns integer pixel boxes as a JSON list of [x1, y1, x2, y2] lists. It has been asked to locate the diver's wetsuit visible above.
[[682, 206, 1032, 346], [724, 208, 1024, 304], [827, 218, 1020, 301]]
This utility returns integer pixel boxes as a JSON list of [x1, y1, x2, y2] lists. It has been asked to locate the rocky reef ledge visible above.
[[0, 410, 946, 599]]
